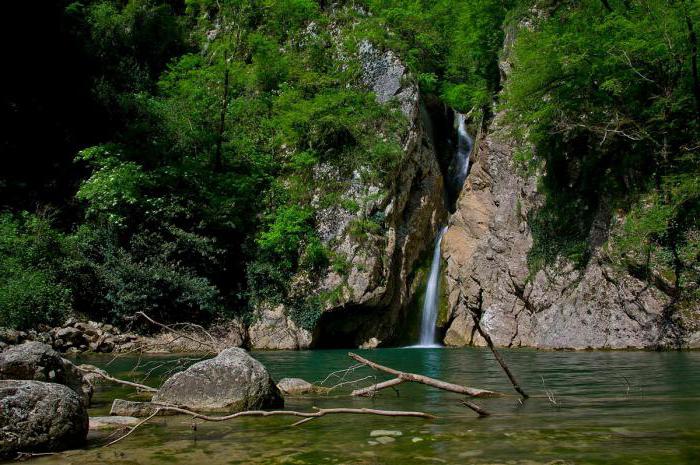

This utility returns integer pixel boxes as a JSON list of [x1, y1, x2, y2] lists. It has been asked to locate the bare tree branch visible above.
[[76, 366, 158, 393], [348, 353, 498, 398]]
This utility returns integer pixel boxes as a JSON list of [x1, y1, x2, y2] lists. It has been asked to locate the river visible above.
[[25, 348, 700, 465]]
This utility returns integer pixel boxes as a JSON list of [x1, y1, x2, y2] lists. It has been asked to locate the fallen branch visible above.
[[103, 404, 436, 441], [104, 409, 162, 447], [151, 405, 435, 423], [351, 377, 405, 397], [135, 311, 218, 352], [348, 353, 498, 398], [460, 400, 490, 417], [466, 288, 528, 399], [76, 366, 158, 393]]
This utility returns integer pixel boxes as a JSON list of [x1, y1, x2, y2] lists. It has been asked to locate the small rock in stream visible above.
[[370, 430, 402, 437], [374, 436, 396, 444], [89, 416, 140, 430]]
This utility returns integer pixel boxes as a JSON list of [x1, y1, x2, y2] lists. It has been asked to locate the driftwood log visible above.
[[348, 352, 497, 416], [348, 352, 498, 398], [104, 405, 436, 446]]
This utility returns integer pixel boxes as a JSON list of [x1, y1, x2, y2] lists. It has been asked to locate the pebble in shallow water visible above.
[[369, 430, 402, 437], [374, 436, 396, 444]]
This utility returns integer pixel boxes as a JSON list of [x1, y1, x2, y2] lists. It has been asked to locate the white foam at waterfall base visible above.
[[413, 226, 448, 348]]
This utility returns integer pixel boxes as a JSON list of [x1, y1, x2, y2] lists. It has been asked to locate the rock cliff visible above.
[[441, 24, 699, 350], [249, 41, 447, 349]]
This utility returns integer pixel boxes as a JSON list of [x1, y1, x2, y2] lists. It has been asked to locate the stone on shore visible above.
[[110, 399, 173, 418], [0, 341, 92, 406], [152, 348, 283, 413], [0, 380, 89, 458], [89, 416, 140, 430]]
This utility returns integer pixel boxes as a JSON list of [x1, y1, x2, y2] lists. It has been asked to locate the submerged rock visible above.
[[110, 399, 173, 418], [152, 348, 283, 413], [89, 416, 140, 430], [370, 430, 402, 437], [0, 380, 89, 458], [0, 342, 91, 406], [276, 377, 327, 395], [374, 436, 396, 444]]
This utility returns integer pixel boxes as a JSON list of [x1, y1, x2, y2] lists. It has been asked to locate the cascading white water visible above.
[[417, 226, 448, 347], [414, 112, 473, 348], [453, 112, 473, 190]]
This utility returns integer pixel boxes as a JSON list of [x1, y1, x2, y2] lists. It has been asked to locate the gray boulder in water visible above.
[[152, 348, 283, 412], [0, 341, 92, 406], [0, 380, 89, 458]]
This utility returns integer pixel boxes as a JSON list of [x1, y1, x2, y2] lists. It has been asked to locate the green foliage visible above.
[[503, 0, 699, 303], [356, 0, 512, 112], [4, 0, 698, 331], [348, 217, 382, 239], [0, 213, 72, 329]]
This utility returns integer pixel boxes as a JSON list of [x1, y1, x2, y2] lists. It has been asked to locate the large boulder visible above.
[[152, 348, 283, 413], [0, 380, 89, 458], [0, 342, 92, 406]]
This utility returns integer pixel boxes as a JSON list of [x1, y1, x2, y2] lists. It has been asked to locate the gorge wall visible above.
[[439, 27, 700, 350], [249, 41, 447, 349], [248, 14, 699, 351], [441, 112, 700, 350]]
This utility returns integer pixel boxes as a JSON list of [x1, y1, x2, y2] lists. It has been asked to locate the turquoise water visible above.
[[23, 348, 700, 464]]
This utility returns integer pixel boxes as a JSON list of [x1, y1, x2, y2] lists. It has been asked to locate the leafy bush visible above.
[[0, 213, 72, 329]]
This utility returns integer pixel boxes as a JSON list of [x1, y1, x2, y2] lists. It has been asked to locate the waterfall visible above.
[[413, 112, 473, 348], [417, 226, 448, 347], [453, 112, 473, 191]]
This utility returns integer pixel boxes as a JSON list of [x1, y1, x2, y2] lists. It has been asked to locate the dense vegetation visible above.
[[503, 0, 699, 310], [1, 0, 697, 330]]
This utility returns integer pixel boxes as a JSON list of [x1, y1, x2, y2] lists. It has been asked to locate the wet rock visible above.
[[89, 416, 140, 430], [152, 348, 283, 413], [0, 380, 88, 458], [374, 436, 396, 444], [276, 378, 327, 395], [370, 430, 402, 437], [0, 342, 91, 406], [109, 399, 172, 418], [78, 364, 109, 387]]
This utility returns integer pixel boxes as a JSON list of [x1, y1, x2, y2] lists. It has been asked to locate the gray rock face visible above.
[[152, 348, 283, 412], [0, 342, 92, 406], [0, 380, 89, 458], [248, 305, 311, 350], [440, 30, 697, 348], [251, 40, 446, 349]]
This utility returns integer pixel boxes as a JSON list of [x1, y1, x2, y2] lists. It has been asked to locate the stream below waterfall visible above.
[[22, 348, 700, 465]]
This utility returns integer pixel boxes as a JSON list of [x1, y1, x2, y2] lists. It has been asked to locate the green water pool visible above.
[[21, 347, 700, 465]]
